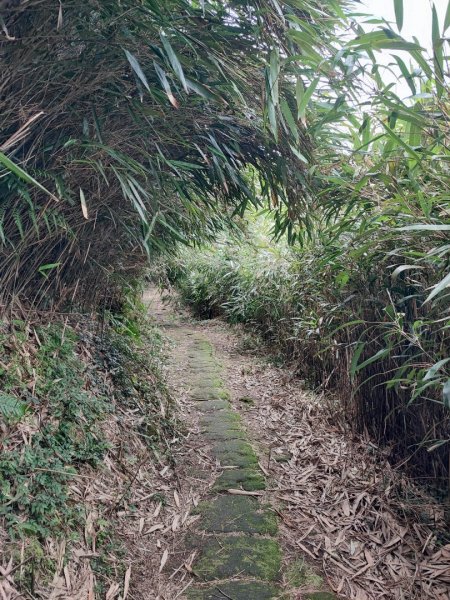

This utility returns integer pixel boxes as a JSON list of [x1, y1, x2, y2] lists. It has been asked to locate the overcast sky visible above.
[[362, 0, 448, 51], [360, 0, 448, 97]]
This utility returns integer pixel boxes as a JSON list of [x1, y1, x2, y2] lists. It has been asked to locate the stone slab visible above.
[[186, 580, 282, 600], [195, 495, 277, 534], [192, 536, 282, 581], [203, 425, 247, 441], [196, 400, 231, 412], [211, 439, 258, 468], [213, 468, 266, 491]]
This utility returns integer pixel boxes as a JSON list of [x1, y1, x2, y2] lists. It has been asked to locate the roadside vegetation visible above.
[[163, 3, 450, 491], [0, 1, 340, 593], [0, 299, 174, 596]]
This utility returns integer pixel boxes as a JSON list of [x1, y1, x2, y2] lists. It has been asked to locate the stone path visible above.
[[181, 336, 283, 599], [147, 289, 337, 600]]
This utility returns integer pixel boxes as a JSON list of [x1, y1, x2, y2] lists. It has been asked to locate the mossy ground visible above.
[[192, 536, 282, 581]]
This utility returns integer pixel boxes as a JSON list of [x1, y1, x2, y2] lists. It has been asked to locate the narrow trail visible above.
[[146, 288, 335, 600], [144, 288, 449, 600]]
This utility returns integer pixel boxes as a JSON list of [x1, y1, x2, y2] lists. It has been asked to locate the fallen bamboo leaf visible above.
[[172, 514, 180, 531], [159, 549, 169, 573], [144, 523, 164, 535], [106, 583, 120, 600], [226, 489, 264, 496], [122, 565, 131, 600]]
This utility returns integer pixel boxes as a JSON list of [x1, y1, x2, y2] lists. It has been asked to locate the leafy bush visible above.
[[0, 322, 108, 537], [0, 0, 343, 311]]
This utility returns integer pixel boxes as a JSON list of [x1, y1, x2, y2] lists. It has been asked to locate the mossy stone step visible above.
[[191, 535, 282, 581], [188, 375, 221, 384], [195, 495, 277, 534], [191, 390, 225, 402], [186, 580, 282, 600], [191, 378, 224, 389], [188, 363, 219, 371], [212, 439, 258, 468], [203, 425, 247, 441], [196, 400, 231, 412], [201, 412, 241, 426], [201, 413, 246, 440], [213, 467, 265, 491]]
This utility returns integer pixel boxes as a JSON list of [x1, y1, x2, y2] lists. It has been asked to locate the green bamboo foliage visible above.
[[0, 0, 347, 309], [165, 1, 450, 489]]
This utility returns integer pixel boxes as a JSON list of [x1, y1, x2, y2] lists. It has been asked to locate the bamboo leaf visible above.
[[295, 78, 305, 119], [297, 76, 320, 119], [348, 30, 423, 52], [354, 348, 391, 373], [424, 358, 450, 381], [269, 48, 280, 106], [124, 50, 150, 92], [399, 224, 450, 231], [445, 0, 450, 32], [394, 0, 403, 31], [80, 188, 88, 219], [432, 4, 444, 97], [160, 32, 188, 93], [0, 152, 59, 201], [425, 271, 450, 303], [280, 98, 299, 142], [393, 55, 416, 96], [379, 121, 422, 161], [443, 379, 450, 409], [154, 62, 179, 108], [391, 264, 425, 280]]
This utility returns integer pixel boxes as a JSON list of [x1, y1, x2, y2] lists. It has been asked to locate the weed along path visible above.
[[144, 288, 450, 600], [146, 287, 338, 600]]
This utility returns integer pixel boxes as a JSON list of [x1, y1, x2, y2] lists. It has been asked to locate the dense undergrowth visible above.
[[0, 0, 449, 582], [154, 1, 450, 493], [0, 302, 173, 596], [166, 205, 450, 493]]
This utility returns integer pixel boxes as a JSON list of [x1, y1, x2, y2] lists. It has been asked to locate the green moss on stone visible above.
[[212, 439, 258, 468], [286, 561, 323, 588], [201, 411, 241, 426], [187, 580, 282, 600], [191, 390, 223, 402], [239, 395, 255, 405], [218, 388, 231, 400], [192, 340, 214, 355], [194, 495, 278, 534], [213, 467, 265, 491], [196, 400, 230, 412], [192, 536, 282, 581], [203, 424, 246, 441]]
